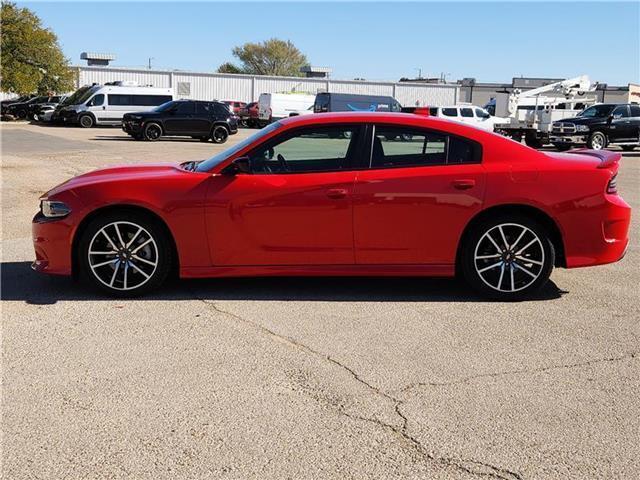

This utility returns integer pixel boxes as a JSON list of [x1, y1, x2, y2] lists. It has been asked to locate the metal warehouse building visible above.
[[72, 66, 459, 107]]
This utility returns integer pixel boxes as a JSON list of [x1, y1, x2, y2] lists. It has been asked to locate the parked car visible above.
[[1, 94, 35, 113], [427, 105, 508, 132], [550, 103, 640, 151], [314, 93, 402, 113], [122, 99, 238, 143], [258, 93, 316, 125], [33, 104, 58, 123], [222, 100, 247, 115], [26, 95, 66, 120], [33, 112, 630, 300], [238, 101, 259, 127], [54, 82, 173, 128], [3, 95, 50, 119]]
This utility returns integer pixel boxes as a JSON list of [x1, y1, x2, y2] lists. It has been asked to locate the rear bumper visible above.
[[563, 194, 631, 268]]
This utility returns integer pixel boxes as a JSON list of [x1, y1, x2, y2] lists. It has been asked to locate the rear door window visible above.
[[612, 105, 630, 118], [370, 125, 481, 168], [441, 108, 458, 117], [174, 102, 195, 115], [630, 105, 640, 117], [460, 108, 474, 118]]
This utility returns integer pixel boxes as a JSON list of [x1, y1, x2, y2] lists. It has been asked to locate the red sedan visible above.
[[32, 113, 631, 299]]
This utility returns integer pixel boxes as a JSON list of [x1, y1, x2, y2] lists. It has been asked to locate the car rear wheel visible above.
[[78, 212, 172, 297], [211, 125, 229, 144], [144, 122, 162, 141], [587, 131, 607, 150], [16, 109, 27, 119], [462, 215, 555, 300], [79, 114, 94, 128]]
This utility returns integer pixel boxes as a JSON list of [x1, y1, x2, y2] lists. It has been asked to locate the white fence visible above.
[[74, 66, 459, 107]]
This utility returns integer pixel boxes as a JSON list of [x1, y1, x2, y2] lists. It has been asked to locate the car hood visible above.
[[45, 163, 185, 197], [554, 116, 602, 125]]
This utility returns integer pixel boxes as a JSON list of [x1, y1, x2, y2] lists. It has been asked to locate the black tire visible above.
[[587, 131, 607, 150], [552, 143, 572, 152], [621, 145, 636, 152], [79, 114, 94, 128], [16, 109, 27, 120], [211, 125, 229, 144], [461, 214, 555, 300], [143, 122, 162, 141], [78, 211, 172, 297], [524, 134, 543, 149]]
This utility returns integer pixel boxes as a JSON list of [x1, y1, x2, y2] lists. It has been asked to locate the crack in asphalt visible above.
[[397, 352, 638, 396], [195, 297, 523, 480]]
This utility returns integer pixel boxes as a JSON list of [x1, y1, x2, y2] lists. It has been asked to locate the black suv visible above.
[[122, 100, 238, 143], [550, 103, 640, 151]]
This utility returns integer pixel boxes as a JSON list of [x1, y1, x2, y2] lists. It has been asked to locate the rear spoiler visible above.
[[567, 149, 622, 169]]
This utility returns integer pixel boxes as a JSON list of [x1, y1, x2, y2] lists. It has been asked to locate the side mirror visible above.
[[223, 156, 252, 175]]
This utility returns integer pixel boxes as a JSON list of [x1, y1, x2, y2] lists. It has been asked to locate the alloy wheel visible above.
[[146, 124, 161, 140], [590, 134, 605, 150], [473, 223, 545, 293], [87, 221, 158, 291]]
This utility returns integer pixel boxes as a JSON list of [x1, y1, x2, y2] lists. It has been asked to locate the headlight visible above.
[[40, 200, 71, 218], [575, 125, 590, 132], [129, 115, 142, 121]]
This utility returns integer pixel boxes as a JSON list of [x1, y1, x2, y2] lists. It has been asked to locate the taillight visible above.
[[607, 173, 618, 194]]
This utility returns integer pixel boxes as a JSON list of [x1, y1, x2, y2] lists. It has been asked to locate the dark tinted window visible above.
[[173, 102, 195, 115], [108, 94, 131, 106], [371, 126, 481, 168], [314, 94, 330, 112], [612, 105, 630, 118], [460, 108, 474, 118], [214, 103, 230, 116], [630, 105, 640, 117], [429, 107, 438, 116], [50, 96, 61, 102], [196, 103, 212, 115], [89, 94, 104, 106], [107, 94, 172, 106], [248, 126, 359, 174], [475, 108, 490, 118], [442, 108, 458, 117]]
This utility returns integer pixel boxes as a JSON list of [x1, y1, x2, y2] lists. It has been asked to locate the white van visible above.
[[56, 82, 173, 128], [258, 93, 316, 125], [428, 105, 507, 132]]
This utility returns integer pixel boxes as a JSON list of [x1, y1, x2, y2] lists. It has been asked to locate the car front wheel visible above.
[[78, 212, 172, 297], [79, 114, 94, 128], [211, 125, 229, 144], [587, 131, 607, 150], [462, 215, 555, 300], [143, 122, 162, 141]]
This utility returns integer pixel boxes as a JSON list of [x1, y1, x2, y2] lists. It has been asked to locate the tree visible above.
[[1, 2, 75, 94], [219, 38, 308, 77], [217, 62, 244, 74]]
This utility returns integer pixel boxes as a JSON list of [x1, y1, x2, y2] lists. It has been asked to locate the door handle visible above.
[[326, 188, 348, 199], [452, 179, 476, 190]]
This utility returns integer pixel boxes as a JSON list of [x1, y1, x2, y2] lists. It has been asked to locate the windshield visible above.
[[196, 122, 282, 172], [153, 101, 177, 112], [60, 86, 92, 106], [578, 105, 614, 118]]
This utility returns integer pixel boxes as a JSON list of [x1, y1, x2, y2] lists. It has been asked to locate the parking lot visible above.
[[2, 122, 639, 479]]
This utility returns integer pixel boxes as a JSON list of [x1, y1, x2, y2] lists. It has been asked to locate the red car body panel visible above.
[[32, 113, 631, 279]]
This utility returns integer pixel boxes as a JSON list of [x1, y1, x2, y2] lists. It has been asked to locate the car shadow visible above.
[[1, 261, 566, 305], [91, 136, 210, 143]]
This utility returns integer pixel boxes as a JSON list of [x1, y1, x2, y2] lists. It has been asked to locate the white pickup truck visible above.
[[427, 105, 508, 132]]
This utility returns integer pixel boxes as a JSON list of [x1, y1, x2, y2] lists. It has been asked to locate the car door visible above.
[[353, 124, 486, 265], [86, 94, 106, 121], [204, 124, 364, 266], [610, 105, 633, 141], [164, 101, 196, 134]]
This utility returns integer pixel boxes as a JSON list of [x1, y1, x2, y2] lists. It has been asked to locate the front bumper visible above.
[[58, 110, 79, 124], [550, 134, 588, 146], [122, 120, 143, 134], [32, 212, 74, 276]]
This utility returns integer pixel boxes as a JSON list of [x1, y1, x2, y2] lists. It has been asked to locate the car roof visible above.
[[277, 112, 477, 130]]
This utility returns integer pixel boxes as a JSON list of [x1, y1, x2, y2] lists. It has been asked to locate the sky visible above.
[[18, 1, 640, 86]]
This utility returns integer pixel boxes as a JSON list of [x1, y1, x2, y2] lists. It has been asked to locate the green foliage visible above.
[[220, 38, 308, 77], [1, 2, 75, 94], [217, 62, 244, 74]]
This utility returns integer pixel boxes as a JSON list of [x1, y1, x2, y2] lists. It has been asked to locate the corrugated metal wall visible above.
[[74, 66, 459, 106]]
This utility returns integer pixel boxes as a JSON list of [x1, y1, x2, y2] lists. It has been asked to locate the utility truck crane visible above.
[[490, 75, 599, 147]]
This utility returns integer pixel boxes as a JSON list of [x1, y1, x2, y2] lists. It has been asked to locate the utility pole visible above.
[[148, 57, 154, 70]]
